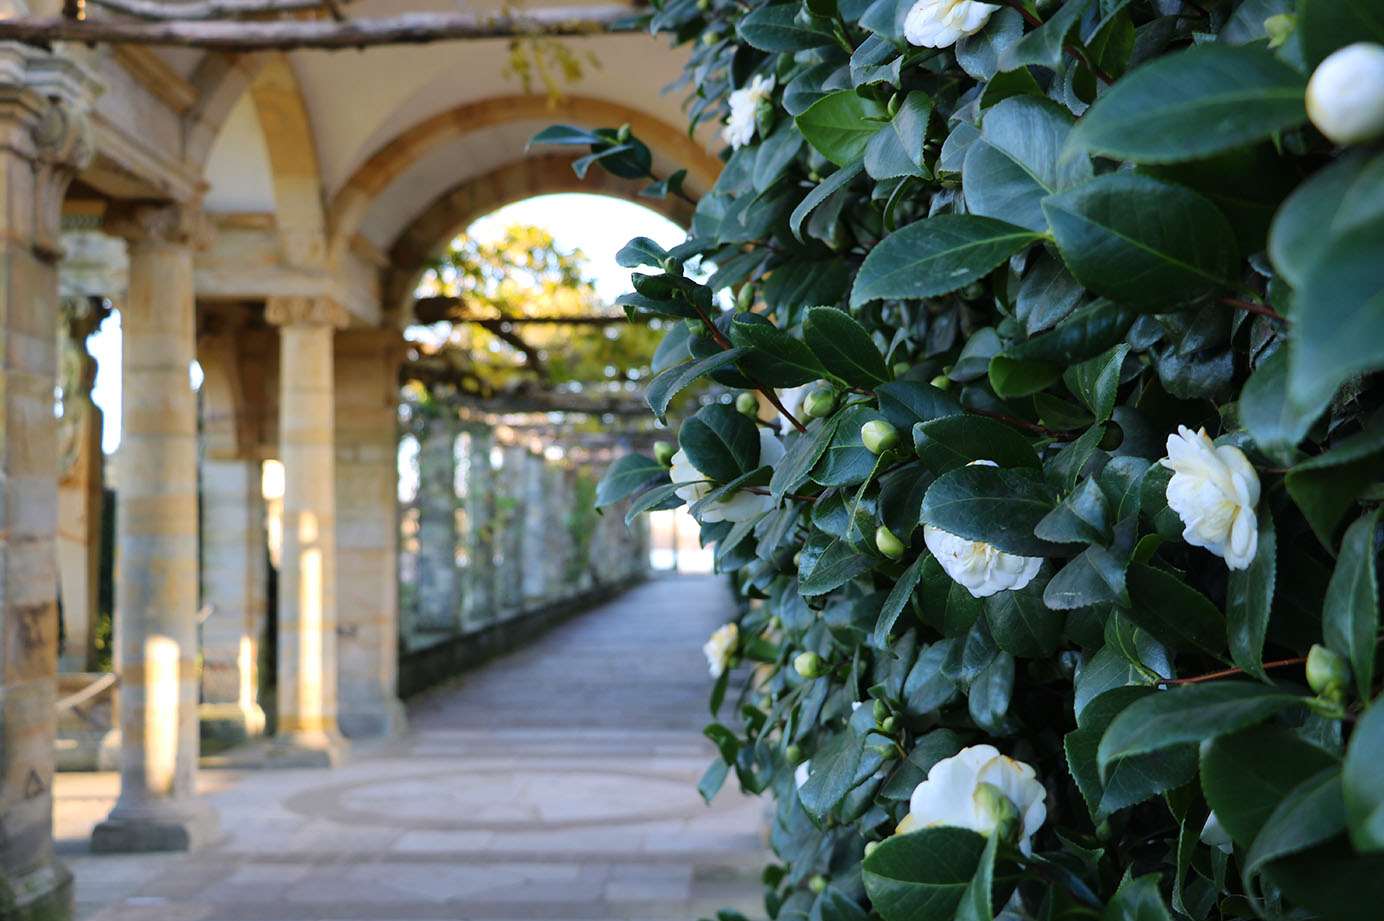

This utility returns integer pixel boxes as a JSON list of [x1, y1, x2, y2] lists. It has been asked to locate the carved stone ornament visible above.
[[265, 295, 351, 329], [0, 43, 102, 260], [103, 201, 213, 250]]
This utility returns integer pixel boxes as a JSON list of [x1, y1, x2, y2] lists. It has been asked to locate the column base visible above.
[[266, 730, 348, 768], [0, 855, 73, 921], [91, 798, 219, 853], [339, 698, 408, 740], [199, 702, 266, 748]]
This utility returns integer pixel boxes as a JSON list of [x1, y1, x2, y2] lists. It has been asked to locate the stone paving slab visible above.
[[57, 576, 767, 921]]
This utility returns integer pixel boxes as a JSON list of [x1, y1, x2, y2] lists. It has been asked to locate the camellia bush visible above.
[[541, 0, 1384, 918]]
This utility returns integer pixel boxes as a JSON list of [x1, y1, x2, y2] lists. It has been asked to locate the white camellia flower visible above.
[[896, 744, 1047, 854], [669, 428, 786, 523], [1306, 43, 1384, 145], [703, 622, 738, 678], [722, 74, 775, 149], [903, 0, 999, 48], [923, 460, 1043, 598], [1160, 426, 1260, 571]]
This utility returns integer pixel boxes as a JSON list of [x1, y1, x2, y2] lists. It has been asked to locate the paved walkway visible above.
[[56, 576, 766, 921]]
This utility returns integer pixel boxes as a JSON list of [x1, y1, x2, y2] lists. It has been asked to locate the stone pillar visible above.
[[543, 464, 572, 600], [266, 296, 348, 766], [499, 445, 527, 616], [521, 452, 548, 605], [93, 203, 217, 853], [0, 41, 98, 917], [56, 294, 109, 672], [414, 412, 460, 634], [199, 458, 267, 744], [334, 329, 407, 739], [462, 427, 495, 631]]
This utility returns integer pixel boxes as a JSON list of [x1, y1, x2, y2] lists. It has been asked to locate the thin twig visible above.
[[690, 303, 808, 433], [1220, 296, 1286, 323], [973, 408, 1075, 441], [1161, 656, 1307, 686]]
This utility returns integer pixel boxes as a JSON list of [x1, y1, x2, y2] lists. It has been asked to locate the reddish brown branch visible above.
[[690, 302, 808, 434], [1220, 296, 1287, 323], [1161, 656, 1307, 686]]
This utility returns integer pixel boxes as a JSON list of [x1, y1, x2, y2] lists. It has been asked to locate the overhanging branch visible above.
[[1, 6, 640, 49]]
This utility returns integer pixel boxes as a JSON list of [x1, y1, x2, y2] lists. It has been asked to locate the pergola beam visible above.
[[85, 0, 353, 20], [1, 6, 638, 49]]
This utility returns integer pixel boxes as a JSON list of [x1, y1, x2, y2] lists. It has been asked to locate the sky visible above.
[[84, 193, 686, 453]]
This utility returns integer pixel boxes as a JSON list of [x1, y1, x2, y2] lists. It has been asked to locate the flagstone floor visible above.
[[55, 575, 767, 921]]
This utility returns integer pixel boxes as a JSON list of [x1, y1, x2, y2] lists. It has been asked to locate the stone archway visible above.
[[380, 153, 695, 321], [326, 93, 720, 268]]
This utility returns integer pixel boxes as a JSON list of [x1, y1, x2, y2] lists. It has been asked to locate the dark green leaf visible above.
[[791, 161, 865, 241], [772, 418, 839, 501], [1300, 0, 1384, 67], [797, 90, 889, 167], [985, 570, 1061, 657], [1000, 0, 1092, 70], [1244, 768, 1345, 893], [1285, 426, 1384, 546], [596, 454, 667, 508], [1344, 703, 1384, 853], [1043, 172, 1240, 309], [1239, 347, 1333, 466], [1201, 725, 1339, 847], [877, 380, 963, 431], [1102, 874, 1175, 921], [964, 96, 1090, 232], [874, 553, 927, 647], [852, 214, 1042, 306], [921, 465, 1058, 556], [803, 306, 891, 387], [738, 4, 836, 51], [1124, 563, 1226, 656], [914, 415, 1041, 473], [647, 348, 751, 418], [1071, 43, 1307, 164], [1324, 509, 1381, 701], [680, 403, 762, 482], [1227, 508, 1276, 682], [862, 827, 987, 921], [1098, 681, 1305, 775], [729, 312, 830, 387]]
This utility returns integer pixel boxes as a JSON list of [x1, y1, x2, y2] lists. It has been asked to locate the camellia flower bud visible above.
[[794, 651, 825, 678], [653, 440, 675, 467], [875, 524, 905, 560], [736, 283, 755, 311], [1306, 643, 1351, 701], [786, 743, 804, 764], [881, 716, 897, 733], [1306, 43, 1384, 145], [736, 392, 760, 417], [872, 699, 889, 723], [616, 122, 632, 142], [930, 374, 951, 390], [864, 840, 881, 858], [973, 782, 1021, 846], [803, 386, 836, 419], [808, 875, 827, 894], [892, 361, 911, 377], [861, 419, 899, 455]]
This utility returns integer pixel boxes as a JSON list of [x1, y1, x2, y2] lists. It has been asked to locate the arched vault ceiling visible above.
[[286, 31, 710, 198]]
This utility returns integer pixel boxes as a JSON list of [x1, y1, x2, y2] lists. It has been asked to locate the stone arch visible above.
[[381, 153, 694, 320], [187, 52, 328, 268], [327, 94, 720, 268]]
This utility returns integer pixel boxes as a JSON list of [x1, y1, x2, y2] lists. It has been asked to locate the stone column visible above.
[[414, 412, 460, 634], [462, 427, 495, 632], [334, 329, 407, 739], [199, 458, 267, 744], [499, 445, 527, 616], [56, 294, 109, 672], [543, 464, 572, 600], [266, 296, 348, 766], [521, 452, 548, 605], [93, 203, 217, 853], [0, 40, 98, 916]]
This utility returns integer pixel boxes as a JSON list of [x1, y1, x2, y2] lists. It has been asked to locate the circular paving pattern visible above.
[[282, 765, 702, 831]]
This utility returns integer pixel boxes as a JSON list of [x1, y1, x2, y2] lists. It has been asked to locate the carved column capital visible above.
[[103, 201, 211, 251], [265, 295, 350, 330], [0, 43, 102, 261]]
